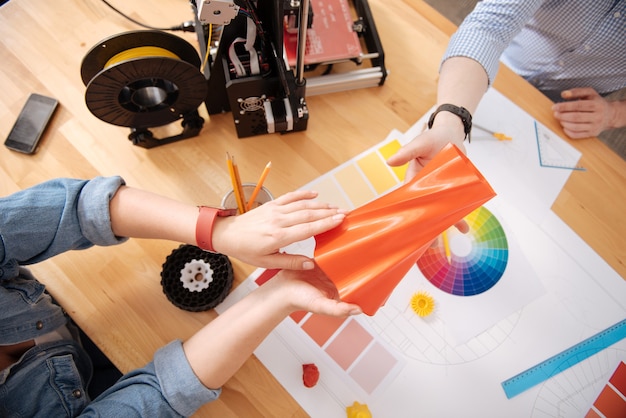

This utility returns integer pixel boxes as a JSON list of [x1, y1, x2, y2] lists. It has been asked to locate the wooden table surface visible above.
[[1, 0, 624, 416]]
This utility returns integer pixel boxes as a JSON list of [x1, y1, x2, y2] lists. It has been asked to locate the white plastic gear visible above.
[[179, 259, 214, 292]]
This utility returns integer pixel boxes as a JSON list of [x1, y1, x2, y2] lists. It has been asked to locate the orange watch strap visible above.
[[196, 206, 236, 252]]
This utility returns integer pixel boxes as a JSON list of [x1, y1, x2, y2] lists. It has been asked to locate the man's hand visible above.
[[552, 87, 625, 138], [386, 115, 467, 181]]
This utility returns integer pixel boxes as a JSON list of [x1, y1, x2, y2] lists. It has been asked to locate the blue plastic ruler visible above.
[[501, 318, 626, 399], [534, 121, 586, 171]]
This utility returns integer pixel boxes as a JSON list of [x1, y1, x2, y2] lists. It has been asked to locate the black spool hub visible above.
[[81, 30, 207, 129]]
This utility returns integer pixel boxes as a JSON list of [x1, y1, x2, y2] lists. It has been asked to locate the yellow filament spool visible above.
[[81, 30, 207, 129], [104, 46, 180, 68]]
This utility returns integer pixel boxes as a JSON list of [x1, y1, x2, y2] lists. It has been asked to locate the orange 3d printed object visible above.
[[314, 143, 496, 315]]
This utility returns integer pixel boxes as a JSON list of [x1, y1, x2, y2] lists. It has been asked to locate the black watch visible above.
[[427, 104, 473, 142]]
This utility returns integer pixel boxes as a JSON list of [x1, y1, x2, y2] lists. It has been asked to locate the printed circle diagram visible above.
[[417, 206, 508, 296]]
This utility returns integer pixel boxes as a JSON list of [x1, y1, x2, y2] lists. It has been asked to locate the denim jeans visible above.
[[0, 340, 92, 417]]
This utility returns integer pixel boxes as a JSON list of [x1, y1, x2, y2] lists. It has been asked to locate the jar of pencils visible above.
[[221, 183, 274, 213]]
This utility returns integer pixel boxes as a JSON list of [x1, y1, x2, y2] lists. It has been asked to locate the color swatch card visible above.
[[298, 129, 406, 211], [216, 267, 406, 418], [586, 361, 626, 418]]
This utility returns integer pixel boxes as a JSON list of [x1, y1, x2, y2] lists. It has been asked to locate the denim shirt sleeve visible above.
[[80, 340, 220, 417], [0, 176, 128, 273]]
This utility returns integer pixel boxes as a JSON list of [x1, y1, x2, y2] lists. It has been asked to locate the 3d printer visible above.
[[199, 0, 386, 138], [80, 0, 386, 146]]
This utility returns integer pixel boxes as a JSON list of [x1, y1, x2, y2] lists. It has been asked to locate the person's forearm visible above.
[[433, 57, 489, 139], [108, 186, 350, 271], [109, 186, 198, 244], [180, 265, 361, 390], [182, 280, 291, 389], [437, 57, 489, 112]]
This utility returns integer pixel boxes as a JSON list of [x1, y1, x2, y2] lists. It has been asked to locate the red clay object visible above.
[[302, 363, 320, 388], [314, 143, 496, 315]]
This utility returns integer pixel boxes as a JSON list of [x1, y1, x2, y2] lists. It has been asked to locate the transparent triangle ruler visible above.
[[534, 121, 586, 171]]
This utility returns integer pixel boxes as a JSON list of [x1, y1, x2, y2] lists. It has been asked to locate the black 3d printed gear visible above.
[[161, 245, 234, 312]]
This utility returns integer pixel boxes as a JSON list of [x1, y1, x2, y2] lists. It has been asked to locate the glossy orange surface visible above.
[[314, 144, 496, 315]]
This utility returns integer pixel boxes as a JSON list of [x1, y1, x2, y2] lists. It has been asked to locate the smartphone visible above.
[[4, 93, 59, 154]]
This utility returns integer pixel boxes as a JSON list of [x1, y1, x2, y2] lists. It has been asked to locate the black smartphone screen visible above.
[[4, 93, 58, 154]]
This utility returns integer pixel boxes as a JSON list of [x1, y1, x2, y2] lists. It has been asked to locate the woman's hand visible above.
[[211, 190, 347, 270], [266, 265, 363, 317]]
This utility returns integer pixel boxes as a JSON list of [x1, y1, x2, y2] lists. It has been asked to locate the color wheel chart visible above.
[[418, 206, 509, 296], [363, 192, 543, 366]]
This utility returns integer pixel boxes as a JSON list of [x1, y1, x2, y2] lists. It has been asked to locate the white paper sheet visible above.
[[215, 89, 624, 417]]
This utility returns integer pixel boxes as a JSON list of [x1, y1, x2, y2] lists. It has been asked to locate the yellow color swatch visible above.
[[357, 152, 398, 195], [334, 164, 376, 208], [378, 139, 407, 182]]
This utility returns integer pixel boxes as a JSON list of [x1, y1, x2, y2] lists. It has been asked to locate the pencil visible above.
[[442, 230, 451, 263], [232, 156, 247, 213], [473, 123, 512, 141], [246, 161, 272, 211], [227, 153, 246, 214]]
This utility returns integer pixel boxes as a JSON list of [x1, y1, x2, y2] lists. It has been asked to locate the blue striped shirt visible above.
[[442, 0, 626, 99]]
